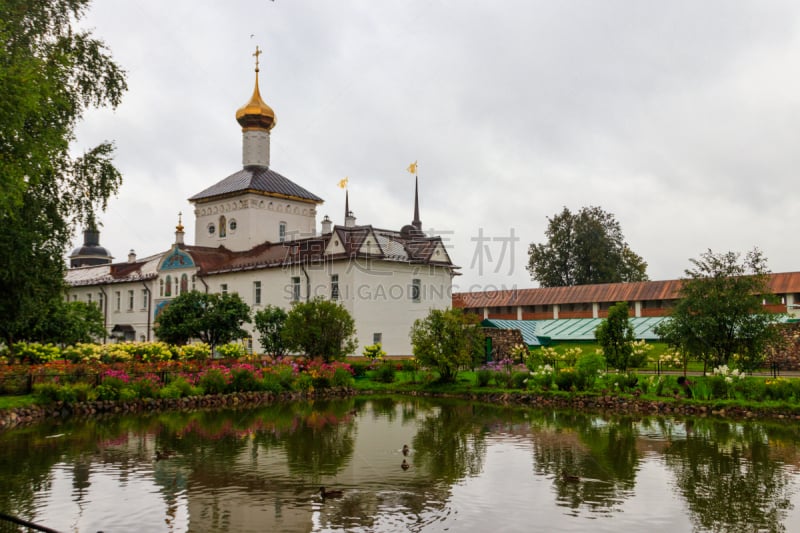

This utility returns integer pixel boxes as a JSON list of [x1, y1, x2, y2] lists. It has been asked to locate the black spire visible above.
[[344, 189, 350, 221], [412, 176, 422, 231]]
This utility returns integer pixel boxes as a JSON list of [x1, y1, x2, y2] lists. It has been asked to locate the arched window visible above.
[[219, 215, 227, 237], [165, 275, 172, 297], [180, 274, 188, 294]]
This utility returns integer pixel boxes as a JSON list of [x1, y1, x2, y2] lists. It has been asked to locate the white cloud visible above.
[[72, 0, 800, 289]]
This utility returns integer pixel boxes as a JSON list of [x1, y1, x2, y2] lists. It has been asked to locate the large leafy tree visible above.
[[527, 206, 648, 287], [655, 248, 782, 372], [282, 297, 357, 362], [595, 301, 636, 371], [30, 300, 106, 346], [0, 0, 127, 347], [409, 307, 482, 383], [154, 291, 251, 351]]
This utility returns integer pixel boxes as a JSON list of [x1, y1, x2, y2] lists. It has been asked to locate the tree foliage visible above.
[[253, 305, 288, 357], [409, 307, 482, 383], [154, 291, 251, 351], [527, 206, 648, 287], [655, 248, 782, 372], [0, 0, 127, 347], [282, 297, 357, 362], [30, 300, 106, 346], [595, 302, 636, 371]]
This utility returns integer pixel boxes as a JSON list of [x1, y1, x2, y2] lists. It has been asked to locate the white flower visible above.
[[725, 376, 733, 384]]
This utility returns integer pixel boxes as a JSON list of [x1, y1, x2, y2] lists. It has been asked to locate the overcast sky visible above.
[[73, 0, 800, 293]]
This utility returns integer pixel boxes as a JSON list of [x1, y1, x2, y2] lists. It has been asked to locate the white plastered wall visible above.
[[193, 193, 317, 251]]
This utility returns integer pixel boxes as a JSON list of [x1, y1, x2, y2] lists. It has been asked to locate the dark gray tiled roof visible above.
[[189, 166, 323, 203]]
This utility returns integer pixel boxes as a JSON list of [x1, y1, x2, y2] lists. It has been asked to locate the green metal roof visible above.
[[483, 317, 670, 345]]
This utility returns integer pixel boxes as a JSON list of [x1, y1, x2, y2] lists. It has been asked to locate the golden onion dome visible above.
[[236, 47, 276, 131]]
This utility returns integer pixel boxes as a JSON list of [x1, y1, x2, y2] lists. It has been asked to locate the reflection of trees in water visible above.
[[664, 419, 794, 533], [412, 402, 488, 483], [6, 400, 800, 531], [528, 411, 639, 512]]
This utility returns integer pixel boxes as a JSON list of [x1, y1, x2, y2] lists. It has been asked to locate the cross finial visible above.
[[253, 46, 262, 72]]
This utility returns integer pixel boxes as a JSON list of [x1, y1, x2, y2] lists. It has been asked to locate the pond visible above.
[[2, 396, 800, 532]]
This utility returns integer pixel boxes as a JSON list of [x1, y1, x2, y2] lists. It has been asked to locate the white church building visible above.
[[65, 51, 457, 356]]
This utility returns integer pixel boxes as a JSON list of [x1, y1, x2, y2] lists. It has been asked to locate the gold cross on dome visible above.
[[253, 46, 262, 72]]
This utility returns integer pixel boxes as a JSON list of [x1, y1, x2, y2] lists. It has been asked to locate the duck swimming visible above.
[[401, 459, 410, 471], [154, 450, 175, 461], [402, 444, 410, 456], [561, 471, 580, 482], [319, 487, 344, 498]]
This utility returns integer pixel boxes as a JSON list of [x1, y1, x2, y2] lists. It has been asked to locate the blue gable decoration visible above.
[[154, 300, 170, 319], [160, 247, 195, 270]]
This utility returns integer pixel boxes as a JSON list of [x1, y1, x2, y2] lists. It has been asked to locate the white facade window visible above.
[[411, 278, 421, 303], [87, 293, 92, 304], [331, 274, 339, 300], [159, 279, 164, 297], [254, 281, 262, 305], [221, 283, 228, 296], [98, 293, 104, 310], [279, 222, 287, 243], [115, 291, 121, 311], [142, 289, 149, 310], [191, 274, 196, 291], [292, 276, 301, 302], [373, 332, 382, 345], [72, 294, 78, 302], [128, 290, 135, 311]]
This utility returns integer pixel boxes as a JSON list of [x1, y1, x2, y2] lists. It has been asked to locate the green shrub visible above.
[[118, 388, 137, 402], [229, 367, 259, 392], [734, 378, 766, 401], [33, 382, 61, 403], [527, 365, 554, 390], [295, 373, 313, 391], [492, 371, 514, 388], [576, 352, 606, 388], [71, 382, 94, 402], [159, 377, 199, 399], [555, 368, 578, 391], [401, 359, 418, 372], [198, 368, 229, 395], [476, 369, 492, 387], [159, 383, 184, 399], [511, 371, 529, 389], [177, 342, 211, 361], [363, 343, 387, 360], [131, 376, 161, 399], [271, 364, 296, 389], [311, 375, 331, 389], [216, 343, 246, 359], [350, 362, 370, 378], [260, 372, 284, 393], [372, 363, 396, 383], [332, 367, 355, 388], [95, 384, 120, 401], [56, 384, 78, 403], [13, 342, 61, 364], [688, 379, 713, 401]]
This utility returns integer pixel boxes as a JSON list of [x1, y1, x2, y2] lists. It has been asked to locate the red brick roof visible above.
[[453, 272, 800, 308]]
